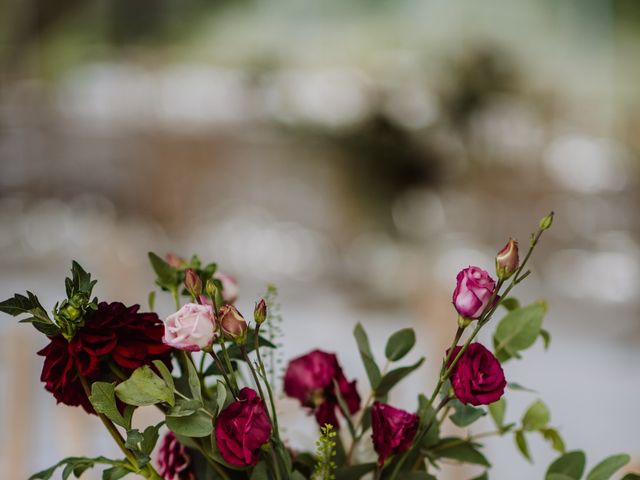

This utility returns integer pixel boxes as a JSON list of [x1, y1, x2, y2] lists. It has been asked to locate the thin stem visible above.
[[208, 349, 239, 399], [255, 325, 280, 437], [219, 341, 240, 392], [241, 346, 267, 404], [171, 286, 181, 310]]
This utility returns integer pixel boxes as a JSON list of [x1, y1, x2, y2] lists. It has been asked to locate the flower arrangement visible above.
[[2, 213, 637, 480]]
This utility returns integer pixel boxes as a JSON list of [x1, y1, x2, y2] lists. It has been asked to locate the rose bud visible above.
[[495, 239, 519, 280], [452, 266, 497, 320], [447, 343, 506, 406], [254, 299, 267, 325], [163, 303, 217, 352], [215, 388, 272, 467], [539, 211, 554, 231], [214, 271, 239, 304], [218, 304, 248, 343], [156, 431, 195, 480], [371, 402, 419, 465], [284, 349, 360, 429], [165, 253, 185, 269], [184, 269, 202, 297]]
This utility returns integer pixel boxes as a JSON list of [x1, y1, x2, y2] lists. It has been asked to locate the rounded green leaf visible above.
[[586, 454, 630, 480], [493, 302, 546, 362], [522, 400, 550, 431], [385, 328, 416, 361], [166, 411, 213, 437], [546, 451, 586, 480]]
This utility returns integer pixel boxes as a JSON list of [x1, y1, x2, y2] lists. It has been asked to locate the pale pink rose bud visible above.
[[495, 239, 519, 280], [214, 272, 239, 304], [165, 253, 185, 269], [184, 269, 203, 297], [452, 266, 497, 320], [163, 303, 217, 351], [254, 299, 267, 325], [219, 305, 247, 343]]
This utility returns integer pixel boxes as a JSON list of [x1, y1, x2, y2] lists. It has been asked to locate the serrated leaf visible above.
[[166, 410, 212, 437], [546, 451, 587, 480], [431, 437, 490, 467], [493, 302, 546, 362], [0, 292, 59, 336], [374, 357, 424, 397], [488, 398, 506, 429], [449, 399, 486, 427], [89, 382, 130, 429], [70, 261, 98, 296], [515, 430, 531, 462], [385, 328, 416, 361], [354, 323, 381, 389], [115, 365, 174, 407], [586, 454, 630, 480], [522, 400, 550, 431]]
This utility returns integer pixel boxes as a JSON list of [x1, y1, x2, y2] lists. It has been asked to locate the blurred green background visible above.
[[0, 1, 639, 478]]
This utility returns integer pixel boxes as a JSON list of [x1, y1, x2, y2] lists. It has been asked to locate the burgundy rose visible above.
[[215, 388, 272, 467], [371, 402, 419, 465], [447, 343, 506, 406], [38, 302, 172, 413], [156, 431, 195, 480], [452, 266, 497, 319], [284, 349, 360, 429]]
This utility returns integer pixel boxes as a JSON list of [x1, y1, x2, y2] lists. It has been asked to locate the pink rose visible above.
[[452, 266, 496, 319], [214, 272, 239, 304], [163, 303, 217, 351]]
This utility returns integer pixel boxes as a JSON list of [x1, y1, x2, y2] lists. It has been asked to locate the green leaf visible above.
[[417, 395, 440, 448], [182, 352, 202, 402], [215, 381, 228, 413], [547, 475, 575, 480], [102, 466, 130, 480], [28, 457, 125, 480], [522, 400, 550, 431], [148, 291, 156, 311], [167, 398, 202, 417], [515, 430, 532, 462], [385, 328, 416, 361], [141, 424, 162, 455], [89, 382, 130, 429], [493, 301, 546, 362], [374, 357, 425, 397], [488, 398, 506, 429], [508, 382, 537, 393], [542, 428, 566, 454], [449, 400, 486, 427], [152, 360, 175, 392], [250, 461, 269, 479], [622, 475, 640, 480], [432, 437, 490, 467], [335, 463, 377, 480], [69, 261, 98, 297], [395, 474, 436, 480], [470, 473, 489, 480], [225, 333, 277, 360], [0, 292, 59, 336], [115, 365, 175, 407], [546, 451, 587, 480], [353, 323, 381, 389], [148, 252, 178, 290], [586, 454, 630, 480], [501, 297, 520, 311], [540, 329, 551, 350], [166, 410, 212, 437]]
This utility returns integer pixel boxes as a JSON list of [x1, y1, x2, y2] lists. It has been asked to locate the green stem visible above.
[[219, 341, 240, 392], [255, 325, 280, 438], [208, 349, 239, 399], [171, 286, 181, 310], [241, 346, 267, 405]]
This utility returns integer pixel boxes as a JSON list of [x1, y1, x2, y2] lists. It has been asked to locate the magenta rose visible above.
[[214, 388, 272, 467], [447, 343, 506, 406], [156, 431, 195, 480], [284, 349, 360, 429], [452, 266, 497, 319], [371, 401, 419, 465]]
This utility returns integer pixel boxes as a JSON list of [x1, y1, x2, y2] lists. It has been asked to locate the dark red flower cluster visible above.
[[215, 388, 272, 467], [157, 431, 195, 480], [284, 349, 360, 429], [371, 401, 419, 465], [38, 302, 172, 412]]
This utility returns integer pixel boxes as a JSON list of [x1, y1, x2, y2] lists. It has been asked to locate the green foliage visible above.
[[353, 323, 381, 389], [334, 463, 376, 480], [522, 400, 550, 431], [124, 423, 162, 468], [385, 328, 416, 361], [500, 297, 520, 311], [65, 260, 97, 299], [586, 454, 630, 480], [28, 456, 128, 480], [542, 428, 566, 454], [449, 400, 486, 427], [515, 430, 531, 462], [115, 365, 175, 407], [545, 451, 587, 480], [493, 301, 547, 362], [89, 382, 131, 429], [429, 437, 490, 467], [0, 291, 59, 336], [488, 398, 506, 429], [313, 424, 337, 480], [148, 252, 179, 291], [375, 357, 425, 398], [166, 410, 213, 437]]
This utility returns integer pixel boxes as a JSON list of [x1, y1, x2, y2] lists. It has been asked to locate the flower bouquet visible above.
[[2, 213, 637, 480]]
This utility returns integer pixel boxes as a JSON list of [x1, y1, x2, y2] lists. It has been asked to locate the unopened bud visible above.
[[219, 305, 248, 344], [539, 212, 554, 231], [184, 269, 202, 297], [254, 299, 267, 325], [165, 253, 185, 269], [496, 238, 519, 280]]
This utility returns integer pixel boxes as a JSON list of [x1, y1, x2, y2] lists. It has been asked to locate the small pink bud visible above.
[[219, 305, 247, 343], [184, 269, 203, 297], [214, 272, 239, 304], [165, 253, 185, 269], [495, 239, 519, 280], [254, 299, 267, 325]]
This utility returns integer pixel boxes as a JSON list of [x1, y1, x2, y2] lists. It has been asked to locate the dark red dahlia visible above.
[[156, 431, 195, 480], [38, 301, 172, 413]]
